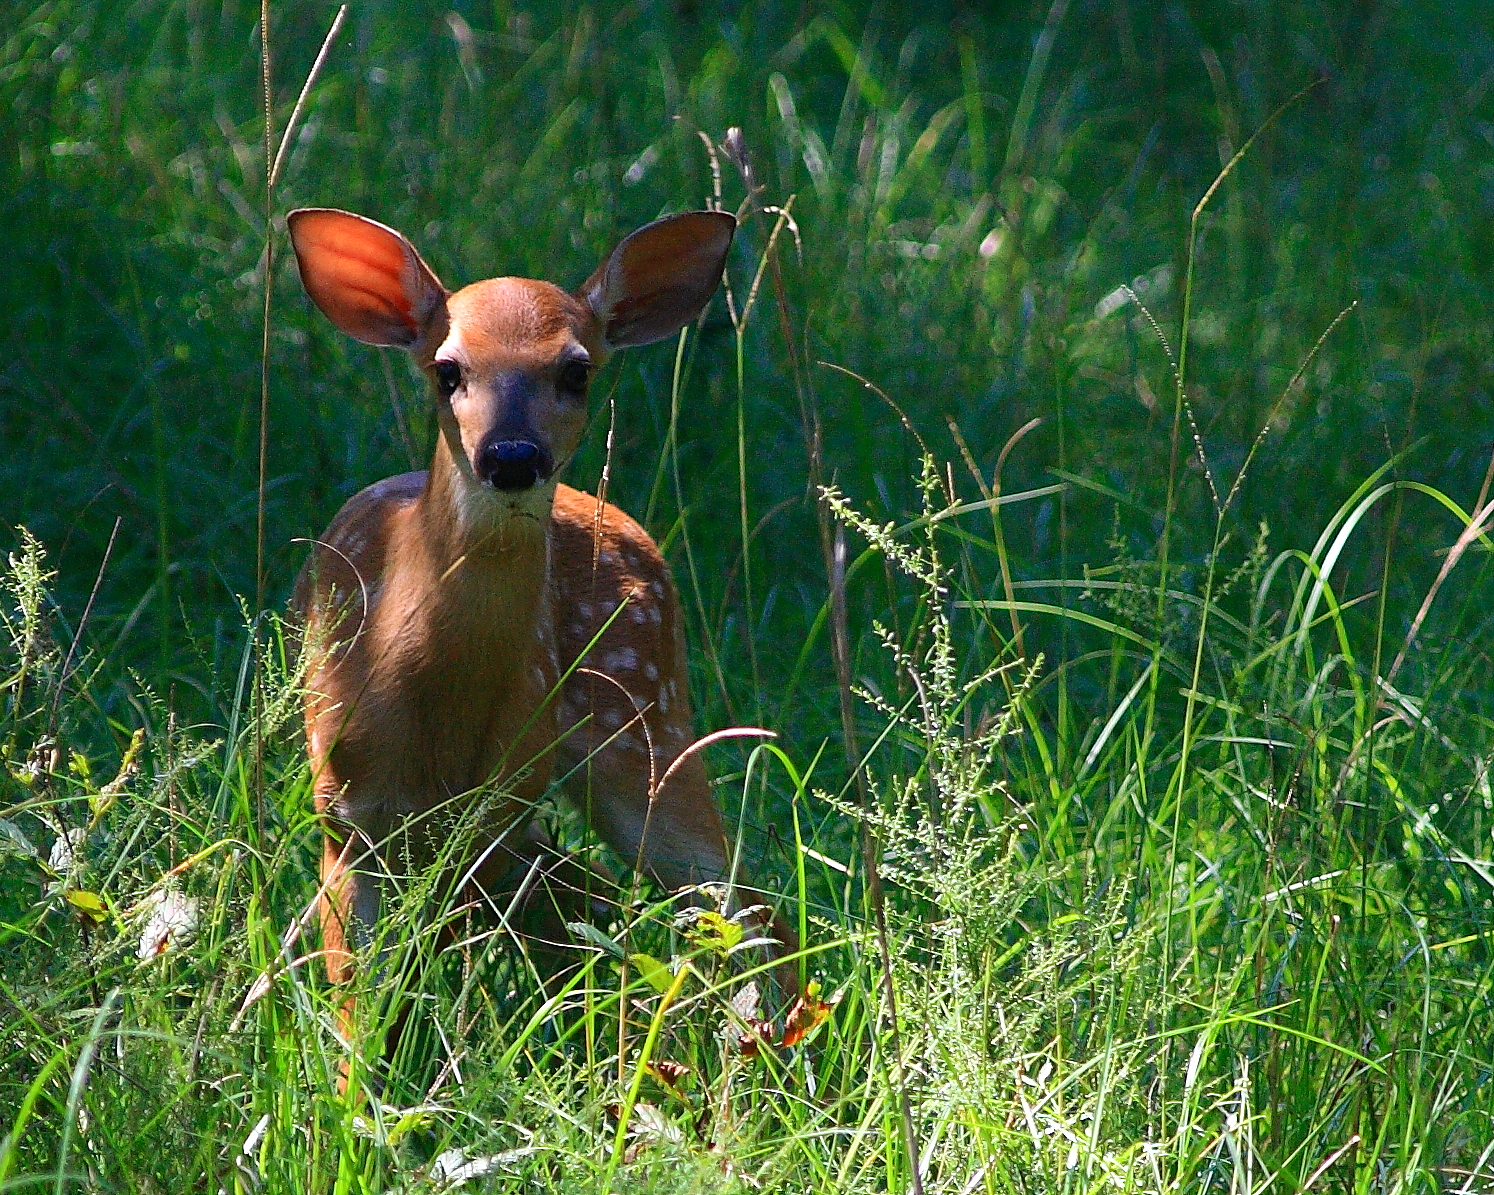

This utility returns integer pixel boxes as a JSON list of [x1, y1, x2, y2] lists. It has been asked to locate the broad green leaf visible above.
[[65, 889, 108, 926], [627, 953, 674, 993], [686, 910, 742, 955], [566, 920, 624, 960]]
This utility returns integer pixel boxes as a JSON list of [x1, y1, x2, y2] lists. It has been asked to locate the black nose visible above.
[[475, 439, 551, 491]]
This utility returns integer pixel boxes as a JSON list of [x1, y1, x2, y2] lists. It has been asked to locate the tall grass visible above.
[[4, 1, 1494, 1191], [5, 435, 1493, 1190]]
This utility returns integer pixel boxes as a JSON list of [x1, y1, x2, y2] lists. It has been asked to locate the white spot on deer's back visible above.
[[649, 606, 661, 625], [578, 601, 593, 620], [649, 581, 665, 600], [643, 662, 659, 681], [657, 688, 670, 714], [603, 647, 639, 673], [629, 604, 648, 625], [601, 707, 624, 730]]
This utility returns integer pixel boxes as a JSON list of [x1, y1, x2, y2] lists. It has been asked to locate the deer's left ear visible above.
[[578, 211, 735, 350], [288, 208, 448, 351]]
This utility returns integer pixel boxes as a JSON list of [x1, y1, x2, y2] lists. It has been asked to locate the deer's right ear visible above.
[[578, 211, 735, 350], [288, 208, 448, 349]]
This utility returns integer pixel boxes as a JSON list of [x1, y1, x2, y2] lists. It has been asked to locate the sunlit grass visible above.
[[4, 2, 1494, 1192]]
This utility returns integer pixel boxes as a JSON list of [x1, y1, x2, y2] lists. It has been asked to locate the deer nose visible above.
[[476, 439, 552, 491]]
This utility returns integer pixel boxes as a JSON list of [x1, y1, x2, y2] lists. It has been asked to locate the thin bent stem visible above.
[[254, 0, 273, 848], [1158, 74, 1326, 1089]]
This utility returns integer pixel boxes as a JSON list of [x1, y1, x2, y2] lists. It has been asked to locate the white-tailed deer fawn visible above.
[[287, 205, 798, 1059]]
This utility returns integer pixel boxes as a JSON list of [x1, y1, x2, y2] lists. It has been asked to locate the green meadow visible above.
[[4, 1, 1494, 1189]]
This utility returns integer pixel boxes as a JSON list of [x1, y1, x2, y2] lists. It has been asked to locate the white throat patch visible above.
[[449, 472, 556, 542]]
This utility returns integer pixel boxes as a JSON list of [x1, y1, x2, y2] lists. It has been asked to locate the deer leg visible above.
[[560, 717, 801, 997], [466, 819, 599, 936], [460, 818, 619, 980], [318, 828, 399, 1092]]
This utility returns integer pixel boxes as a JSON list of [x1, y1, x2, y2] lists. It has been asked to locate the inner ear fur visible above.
[[579, 211, 735, 350], [288, 208, 448, 350]]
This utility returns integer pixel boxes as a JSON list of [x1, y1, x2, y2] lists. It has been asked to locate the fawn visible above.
[[287, 205, 798, 1057]]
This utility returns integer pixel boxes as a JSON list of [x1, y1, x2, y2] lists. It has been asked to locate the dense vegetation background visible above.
[[4, 1, 1494, 1191]]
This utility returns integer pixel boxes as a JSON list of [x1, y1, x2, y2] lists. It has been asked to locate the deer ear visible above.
[[578, 211, 735, 350], [288, 208, 448, 349]]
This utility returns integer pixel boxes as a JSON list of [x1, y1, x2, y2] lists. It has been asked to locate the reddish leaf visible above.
[[736, 1018, 775, 1059], [781, 979, 836, 1048], [646, 1059, 690, 1093]]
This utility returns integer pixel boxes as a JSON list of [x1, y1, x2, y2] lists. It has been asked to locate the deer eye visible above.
[[433, 359, 462, 398], [556, 360, 590, 399]]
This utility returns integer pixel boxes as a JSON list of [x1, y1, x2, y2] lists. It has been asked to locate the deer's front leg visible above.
[[559, 676, 800, 996], [461, 817, 618, 949], [316, 821, 400, 1098], [319, 828, 386, 983]]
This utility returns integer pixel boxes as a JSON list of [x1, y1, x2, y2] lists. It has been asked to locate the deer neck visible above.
[[395, 436, 554, 667]]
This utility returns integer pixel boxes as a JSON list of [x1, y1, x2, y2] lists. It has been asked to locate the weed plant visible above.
[[4, 2, 1494, 1192]]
